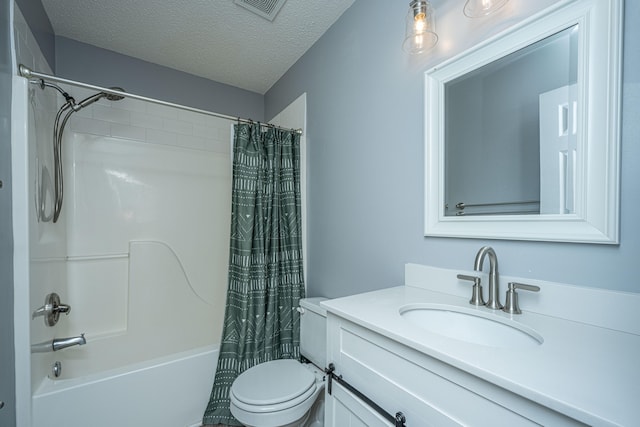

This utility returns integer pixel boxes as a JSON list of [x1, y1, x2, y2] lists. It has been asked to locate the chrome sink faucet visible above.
[[474, 246, 503, 310]]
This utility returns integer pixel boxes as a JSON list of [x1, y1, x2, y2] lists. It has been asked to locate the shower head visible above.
[[104, 87, 126, 101], [73, 87, 126, 111]]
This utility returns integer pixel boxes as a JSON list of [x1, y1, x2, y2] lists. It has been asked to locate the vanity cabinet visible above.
[[324, 313, 585, 427]]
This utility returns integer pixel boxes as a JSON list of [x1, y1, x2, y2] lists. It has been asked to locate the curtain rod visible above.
[[18, 64, 303, 135]]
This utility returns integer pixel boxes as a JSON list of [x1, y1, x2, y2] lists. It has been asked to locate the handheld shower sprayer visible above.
[[29, 78, 126, 222], [72, 87, 126, 111]]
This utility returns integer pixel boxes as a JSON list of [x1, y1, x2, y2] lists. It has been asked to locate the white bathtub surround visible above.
[[22, 92, 231, 425], [321, 264, 640, 426]]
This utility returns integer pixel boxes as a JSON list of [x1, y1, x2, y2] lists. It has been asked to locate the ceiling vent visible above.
[[233, 0, 287, 21]]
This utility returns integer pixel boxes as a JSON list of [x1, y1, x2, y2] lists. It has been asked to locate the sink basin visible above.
[[399, 304, 543, 348]]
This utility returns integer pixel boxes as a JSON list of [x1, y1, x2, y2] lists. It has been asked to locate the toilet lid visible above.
[[231, 359, 315, 407]]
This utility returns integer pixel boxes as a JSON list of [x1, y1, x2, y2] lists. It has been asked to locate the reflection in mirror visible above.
[[444, 25, 578, 217]]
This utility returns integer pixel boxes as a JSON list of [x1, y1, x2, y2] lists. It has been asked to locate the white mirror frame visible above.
[[424, 0, 622, 244]]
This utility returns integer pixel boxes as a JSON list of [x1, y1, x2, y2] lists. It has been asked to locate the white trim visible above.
[[11, 76, 33, 427]]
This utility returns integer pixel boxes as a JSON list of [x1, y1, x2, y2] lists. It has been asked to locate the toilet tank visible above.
[[299, 297, 328, 369]]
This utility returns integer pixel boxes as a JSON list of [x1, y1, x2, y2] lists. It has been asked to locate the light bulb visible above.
[[403, 0, 438, 54], [414, 12, 426, 33], [463, 0, 509, 18]]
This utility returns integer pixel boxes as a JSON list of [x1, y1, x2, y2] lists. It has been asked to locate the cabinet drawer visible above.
[[327, 315, 584, 427]]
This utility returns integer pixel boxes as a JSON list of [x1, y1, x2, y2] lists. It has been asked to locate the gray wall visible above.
[[55, 36, 265, 121], [265, 0, 640, 297], [1, 0, 16, 424], [14, 0, 54, 71]]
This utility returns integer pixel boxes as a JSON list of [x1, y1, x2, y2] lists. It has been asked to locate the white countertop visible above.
[[322, 281, 640, 426]]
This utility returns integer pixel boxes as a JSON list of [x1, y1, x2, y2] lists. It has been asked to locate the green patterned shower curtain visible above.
[[202, 122, 305, 426]]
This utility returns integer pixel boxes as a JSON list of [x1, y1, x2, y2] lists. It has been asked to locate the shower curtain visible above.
[[203, 122, 305, 425]]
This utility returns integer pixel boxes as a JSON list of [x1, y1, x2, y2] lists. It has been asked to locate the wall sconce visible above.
[[463, 0, 509, 18], [402, 0, 438, 54]]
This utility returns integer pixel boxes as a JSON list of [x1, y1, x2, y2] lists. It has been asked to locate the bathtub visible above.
[[32, 344, 218, 427]]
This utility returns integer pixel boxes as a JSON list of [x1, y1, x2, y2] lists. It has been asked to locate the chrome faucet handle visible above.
[[457, 274, 486, 306], [503, 282, 540, 314], [32, 293, 71, 326]]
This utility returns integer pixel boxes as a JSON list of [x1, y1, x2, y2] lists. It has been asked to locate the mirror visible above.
[[424, 0, 622, 244], [445, 26, 578, 217]]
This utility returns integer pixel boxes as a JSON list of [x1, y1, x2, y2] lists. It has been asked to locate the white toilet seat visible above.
[[231, 359, 316, 412], [230, 359, 324, 426]]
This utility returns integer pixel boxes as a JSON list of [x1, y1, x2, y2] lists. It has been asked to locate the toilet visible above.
[[229, 297, 328, 427]]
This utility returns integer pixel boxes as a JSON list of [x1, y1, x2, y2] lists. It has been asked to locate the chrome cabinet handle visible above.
[[503, 282, 540, 314], [32, 293, 71, 326], [457, 274, 485, 306]]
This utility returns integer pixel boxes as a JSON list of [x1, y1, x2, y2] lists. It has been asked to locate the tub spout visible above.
[[32, 334, 86, 353], [53, 334, 86, 351]]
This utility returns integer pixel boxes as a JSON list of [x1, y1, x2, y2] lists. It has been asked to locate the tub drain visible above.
[[52, 361, 62, 378]]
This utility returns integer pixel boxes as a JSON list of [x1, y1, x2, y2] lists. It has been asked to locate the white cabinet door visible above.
[[325, 383, 394, 427]]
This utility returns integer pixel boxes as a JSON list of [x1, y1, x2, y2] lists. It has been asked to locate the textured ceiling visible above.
[[40, 0, 355, 94]]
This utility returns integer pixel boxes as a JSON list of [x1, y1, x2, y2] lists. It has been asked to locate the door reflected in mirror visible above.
[[444, 25, 578, 217]]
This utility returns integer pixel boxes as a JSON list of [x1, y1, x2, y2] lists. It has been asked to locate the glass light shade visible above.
[[402, 0, 438, 54], [463, 0, 509, 18]]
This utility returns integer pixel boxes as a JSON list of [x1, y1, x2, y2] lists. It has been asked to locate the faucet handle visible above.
[[457, 274, 486, 306], [503, 282, 540, 314], [32, 293, 71, 326]]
